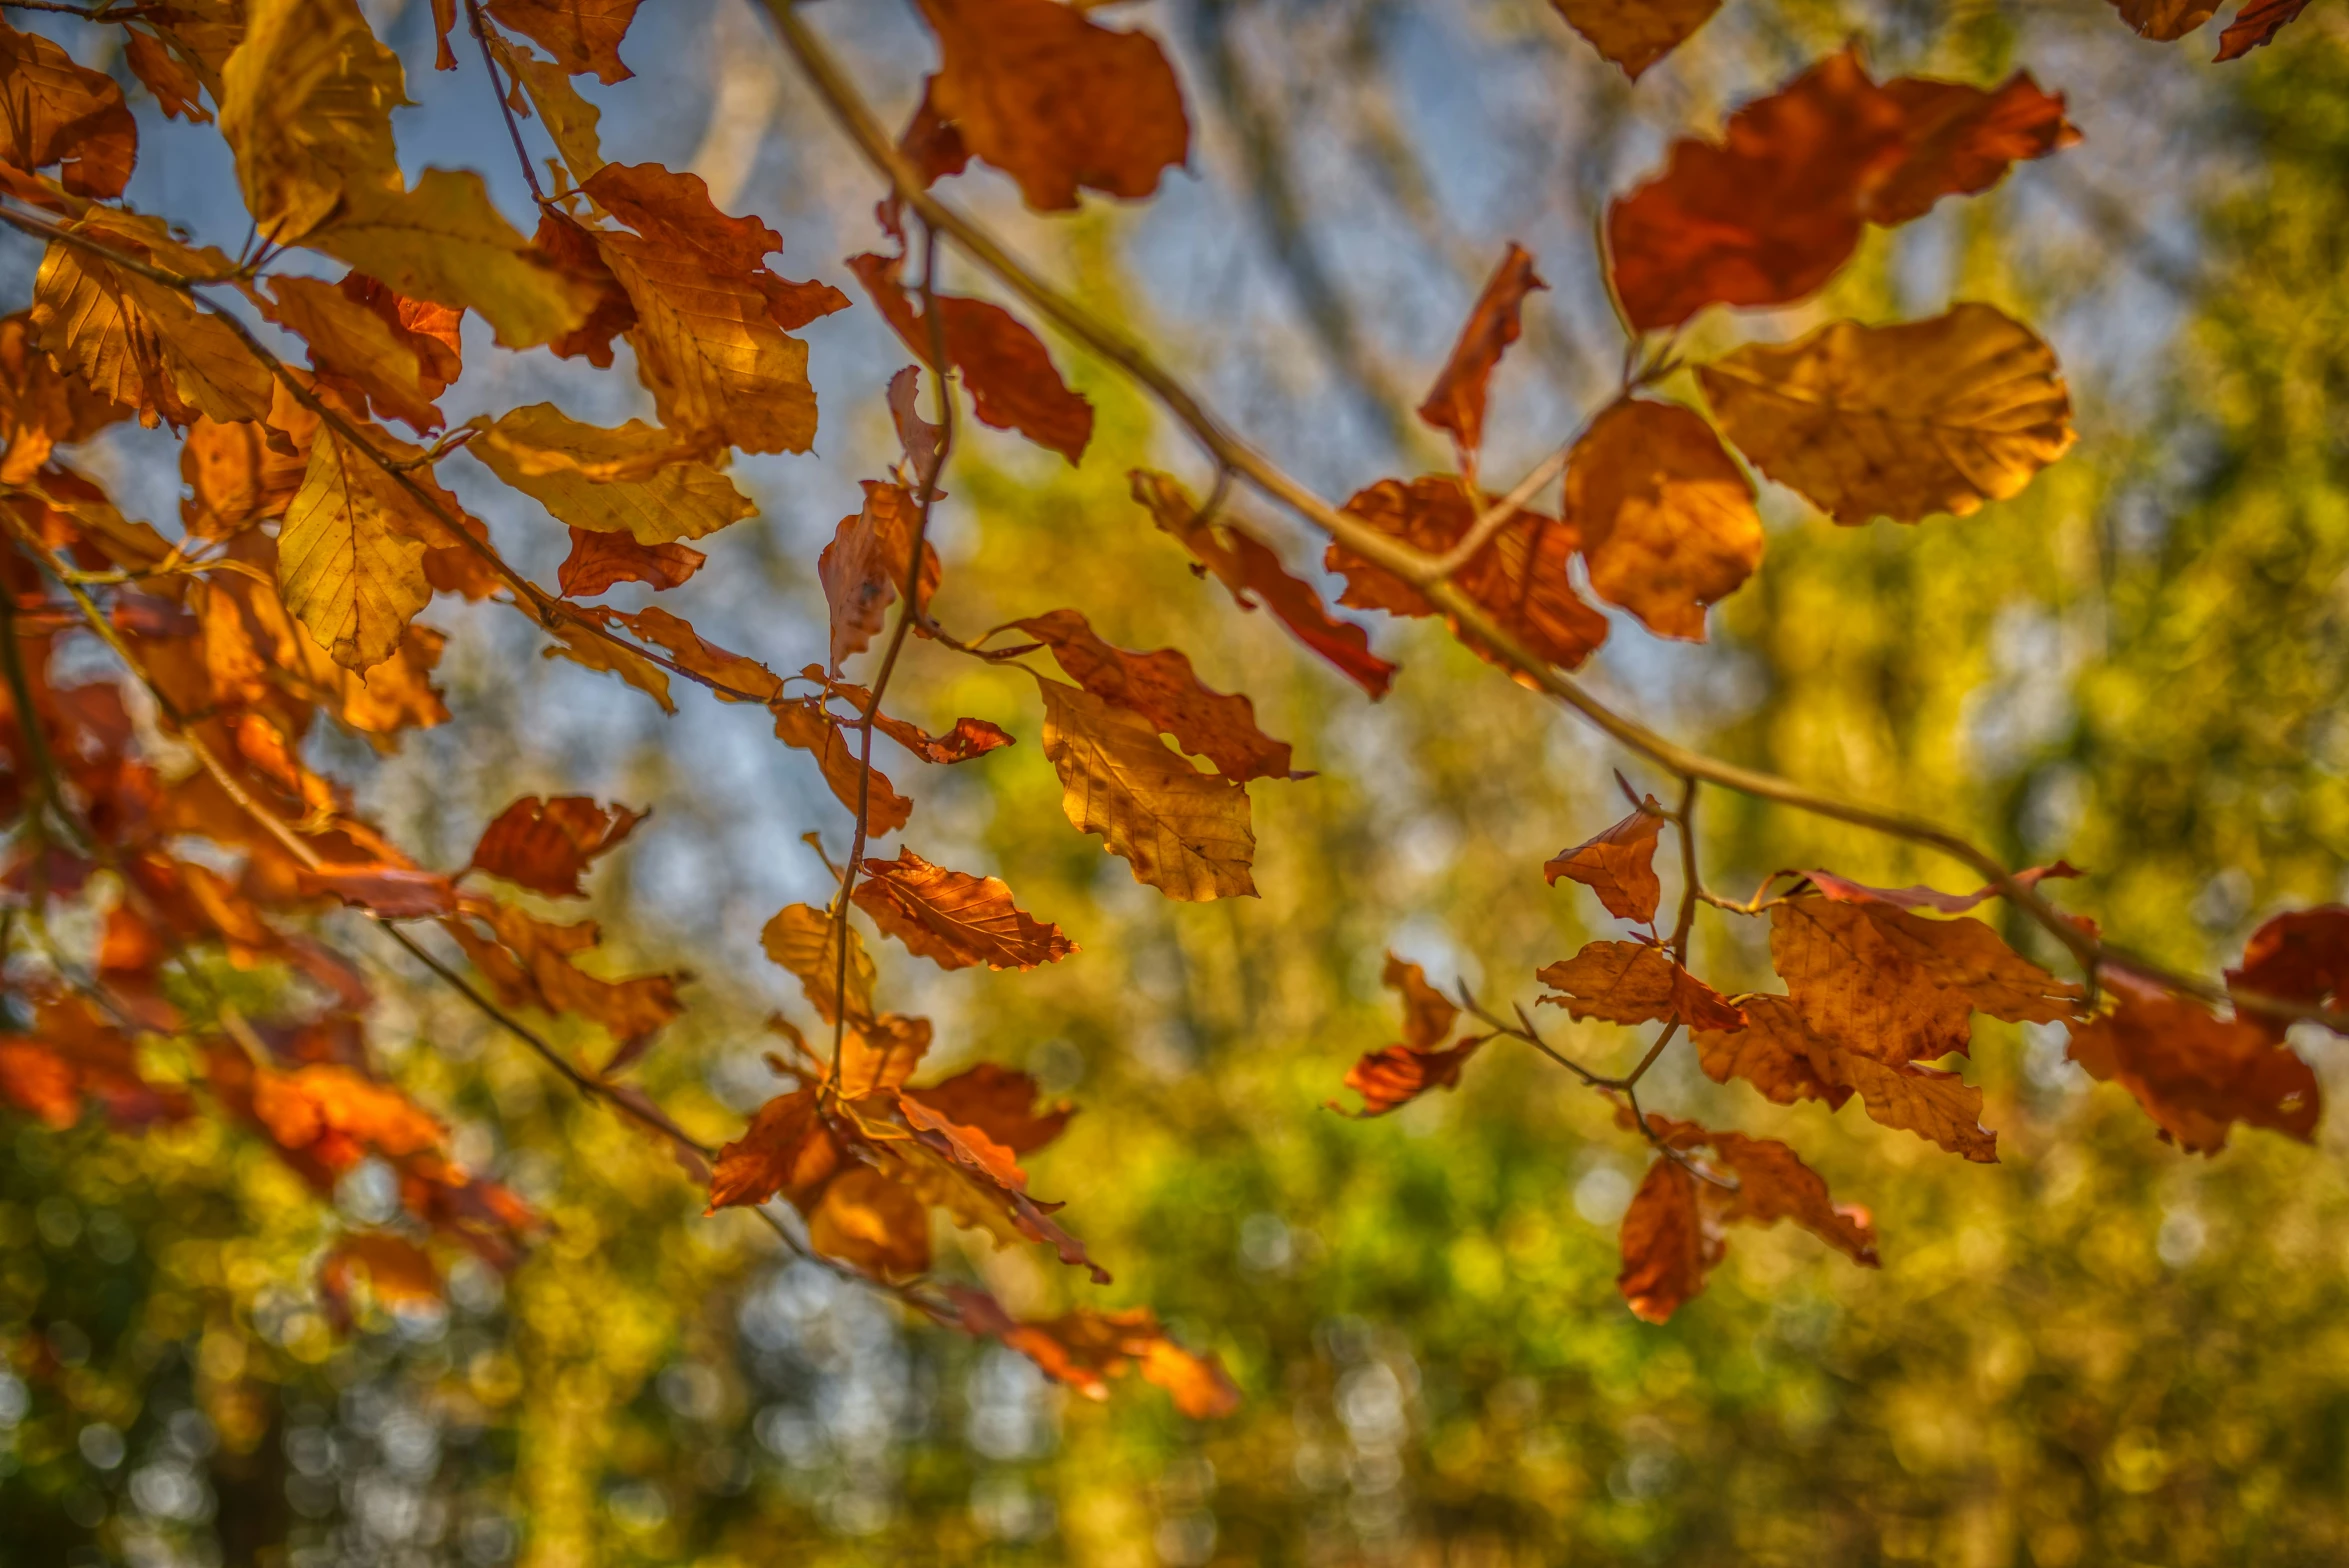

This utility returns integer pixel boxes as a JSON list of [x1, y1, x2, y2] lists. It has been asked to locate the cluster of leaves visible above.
[[0, 0, 2341, 1468]]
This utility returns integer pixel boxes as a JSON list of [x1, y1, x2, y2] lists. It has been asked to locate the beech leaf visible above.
[[1543, 796, 1667, 922], [1015, 608, 1298, 782], [852, 849, 1076, 972], [1548, 0, 1722, 79], [467, 796, 646, 899], [1566, 399, 1762, 640], [1035, 677, 1256, 902]]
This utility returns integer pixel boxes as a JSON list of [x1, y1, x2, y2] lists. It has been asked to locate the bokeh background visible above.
[[7, 0, 2349, 1563]]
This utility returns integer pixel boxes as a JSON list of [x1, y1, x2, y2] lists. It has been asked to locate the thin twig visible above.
[[1423, 441, 1571, 584], [467, 0, 550, 207]]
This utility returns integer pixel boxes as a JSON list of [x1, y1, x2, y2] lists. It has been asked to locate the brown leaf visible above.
[[2068, 982, 2321, 1154], [916, 0, 1189, 212], [2109, 1, 2220, 40], [1331, 477, 1608, 672], [0, 19, 136, 196], [0, 310, 122, 484], [1565, 399, 1762, 640], [1132, 468, 1396, 698], [1868, 74, 2080, 226], [1548, 0, 1721, 79], [318, 1233, 441, 1332], [1617, 1159, 1720, 1323], [468, 402, 756, 543], [1035, 677, 1255, 901], [2216, 0, 2313, 58], [807, 1165, 931, 1277], [849, 249, 1094, 464], [1016, 608, 1297, 781], [949, 1288, 1241, 1418], [1332, 1038, 1485, 1118], [2228, 904, 2349, 1036], [852, 849, 1076, 972], [905, 1063, 1072, 1155], [1417, 243, 1545, 459], [1801, 860, 2084, 915], [1694, 995, 1996, 1161], [445, 896, 685, 1047], [888, 365, 945, 496], [532, 209, 635, 366], [1699, 305, 2075, 526], [706, 1086, 840, 1211], [1544, 796, 1667, 922], [542, 615, 672, 713], [760, 903, 876, 1027], [297, 864, 458, 918], [337, 273, 463, 399], [1536, 940, 1747, 1031], [1385, 953, 1459, 1051], [262, 275, 443, 433], [467, 795, 646, 898], [610, 604, 782, 702], [485, 0, 643, 82], [821, 479, 940, 672], [125, 27, 212, 124], [557, 529, 705, 597], [770, 697, 915, 837], [809, 671, 1016, 764], [1706, 1131, 1878, 1265]]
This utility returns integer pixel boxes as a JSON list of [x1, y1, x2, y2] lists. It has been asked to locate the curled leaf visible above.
[[1545, 796, 1667, 922], [1417, 243, 1545, 459], [467, 796, 646, 899]]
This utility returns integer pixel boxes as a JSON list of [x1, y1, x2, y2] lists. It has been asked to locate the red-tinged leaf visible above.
[[1868, 73, 2080, 226], [1035, 678, 1255, 901], [899, 1094, 1111, 1282], [485, 0, 644, 83], [239, 1062, 448, 1173], [1330, 1038, 1486, 1117], [850, 250, 1094, 464], [431, 0, 460, 70], [2227, 905, 2349, 1036], [298, 864, 459, 919], [337, 273, 464, 399], [125, 28, 212, 124], [1417, 243, 1545, 460], [905, 1063, 1072, 1155], [1566, 399, 1763, 641], [1695, 995, 1996, 1161], [900, 79, 971, 191], [1801, 861, 2085, 915], [0, 996, 193, 1130], [557, 528, 706, 597], [319, 1233, 441, 1333], [1132, 468, 1397, 698], [888, 365, 945, 496], [948, 1287, 1240, 1418], [2068, 982, 2321, 1154], [441, 897, 686, 1051], [771, 697, 915, 837], [852, 848, 1075, 972], [2110, 1, 2220, 41], [760, 904, 878, 1028], [808, 1164, 933, 1278], [531, 209, 636, 368], [1617, 1158, 1720, 1323], [1545, 796, 1668, 922], [808, 670, 1016, 764], [706, 1086, 841, 1212], [821, 479, 940, 672], [834, 1014, 936, 1099], [1331, 477, 1608, 673], [0, 19, 137, 198], [1385, 952, 1459, 1051], [1015, 608, 1298, 781], [584, 163, 782, 276], [1536, 940, 1747, 1031], [915, 0, 1190, 213], [467, 796, 647, 898], [1706, 1131, 1878, 1265], [609, 604, 783, 703], [2217, 0, 2314, 58], [1548, 0, 1722, 79]]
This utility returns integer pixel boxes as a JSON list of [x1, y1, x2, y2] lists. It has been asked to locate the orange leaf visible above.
[[557, 529, 705, 597], [0, 19, 137, 198], [915, 0, 1189, 213], [706, 1086, 841, 1212], [1617, 1159, 1720, 1323], [2068, 982, 2321, 1154], [1544, 796, 1667, 922], [849, 249, 1094, 464], [1132, 468, 1396, 698], [1695, 994, 1997, 1161], [1331, 477, 1608, 673], [531, 209, 636, 368], [950, 1287, 1240, 1418], [820, 479, 940, 672], [2226, 904, 2349, 1037], [444, 897, 686, 1050], [1565, 399, 1762, 641], [337, 273, 464, 399], [124, 28, 212, 124], [1802, 861, 2083, 915], [1706, 1131, 1877, 1265], [808, 1165, 932, 1278], [319, 1233, 442, 1333], [1536, 940, 1746, 1031], [2217, 0, 2312, 58], [467, 796, 646, 898], [887, 365, 945, 496], [852, 849, 1076, 972], [485, 0, 643, 83], [904, 1063, 1072, 1156], [1548, 0, 1721, 79], [297, 864, 459, 918], [2110, 1, 2220, 41], [807, 670, 1015, 764], [770, 697, 915, 837], [1868, 73, 2079, 226], [1417, 243, 1545, 460], [1015, 608, 1298, 781], [1386, 952, 1459, 1051], [1332, 1038, 1486, 1118], [609, 604, 782, 702]]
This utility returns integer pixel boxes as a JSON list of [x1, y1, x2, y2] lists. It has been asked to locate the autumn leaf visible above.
[[2216, 0, 2313, 58], [1565, 400, 1762, 640], [557, 529, 705, 597], [608, 605, 782, 703], [297, 864, 459, 918], [218, 0, 407, 245], [1800, 861, 2084, 916], [338, 273, 463, 401], [542, 616, 673, 713], [0, 997, 192, 1131], [1707, 1130, 1877, 1265], [125, 28, 213, 126], [770, 697, 915, 837], [2109, 1, 2220, 40], [949, 1288, 1241, 1418], [486, 0, 643, 83], [1015, 608, 1298, 781], [262, 275, 443, 433], [2068, 980, 2321, 1153], [850, 249, 1094, 465], [1131, 468, 1396, 698], [445, 896, 685, 1048], [1548, 0, 1722, 79], [1617, 1159, 1719, 1323], [532, 209, 636, 367], [808, 1165, 932, 1278], [2227, 904, 2349, 1036], [485, 31, 604, 182], [0, 310, 122, 484], [1544, 796, 1667, 922], [1417, 244, 1545, 460], [1868, 74, 2080, 226], [915, 0, 1190, 213], [318, 1232, 441, 1332], [821, 479, 939, 672], [1536, 940, 1746, 1031], [1699, 304, 2075, 525], [706, 1086, 839, 1212], [807, 671, 1015, 765], [467, 795, 646, 898], [0, 19, 138, 198], [277, 428, 436, 672], [761, 903, 877, 1028], [852, 849, 1075, 972], [906, 1064, 1072, 1155], [1329, 954, 1483, 1117], [1035, 677, 1255, 901], [888, 365, 946, 497], [1331, 477, 1608, 673], [468, 403, 756, 544]]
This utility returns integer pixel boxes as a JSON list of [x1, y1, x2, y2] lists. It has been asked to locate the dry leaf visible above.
[[1536, 940, 1747, 1031], [277, 429, 435, 672], [556, 529, 705, 597], [1544, 796, 1667, 922], [467, 795, 646, 898], [1547, 0, 1722, 79], [0, 19, 138, 197], [1565, 399, 1762, 640], [2068, 980, 2320, 1153], [1036, 677, 1255, 901], [1016, 608, 1297, 781], [1417, 243, 1545, 459], [853, 849, 1075, 972], [468, 403, 755, 543]]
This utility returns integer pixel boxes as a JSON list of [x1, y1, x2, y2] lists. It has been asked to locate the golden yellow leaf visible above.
[[1565, 398, 1762, 641], [467, 403, 754, 543], [488, 34, 604, 184], [1548, 0, 1721, 79], [218, 0, 406, 245], [278, 428, 434, 671], [761, 903, 876, 1026], [30, 228, 272, 429], [541, 616, 674, 713], [262, 275, 439, 432], [1036, 678, 1255, 902], [595, 230, 818, 455], [311, 169, 598, 350], [1697, 303, 2075, 525]]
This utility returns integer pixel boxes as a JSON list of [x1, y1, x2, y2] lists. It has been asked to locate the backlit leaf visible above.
[[262, 275, 442, 433], [705, 1086, 838, 1211], [486, 0, 643, 83], [1565, 399, 1762, 640], [1544, 796, 1667, 922], [1015, 608, 1297, 781], [486, 31, 604, 182], [557, 529, 705, 597], [821, 479, 939, 672], [1617, 1159, 1719, 1323], [2067, 981, 2321, 1153], [125, 28, 213, 125], [2228, 904, 2349, 1036], [467, 795, 646, 898], [760, 904, 876, 1028], [297, 864, 458, 918], [853, 849, 1075, 972], [949, 1288, 1241, 1418], [2216, 0, 2313, 58], [0, 18, 138, 197], [2109, 1, 2220, 39], [1868, 74, 2079, 226], [1699, 304, 2075, 525], [468, 403, 756, 544], [1548, 0, 1721, 79], [1695, 994, 1997, 1161], [218, 0, 406, 245], [1417, 243, 1545, 460], [1536, 940, 1747, 1031], [770, 697, 915, 837], [277, 428, 436, 671], [1036, 677, 1255, 901]]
